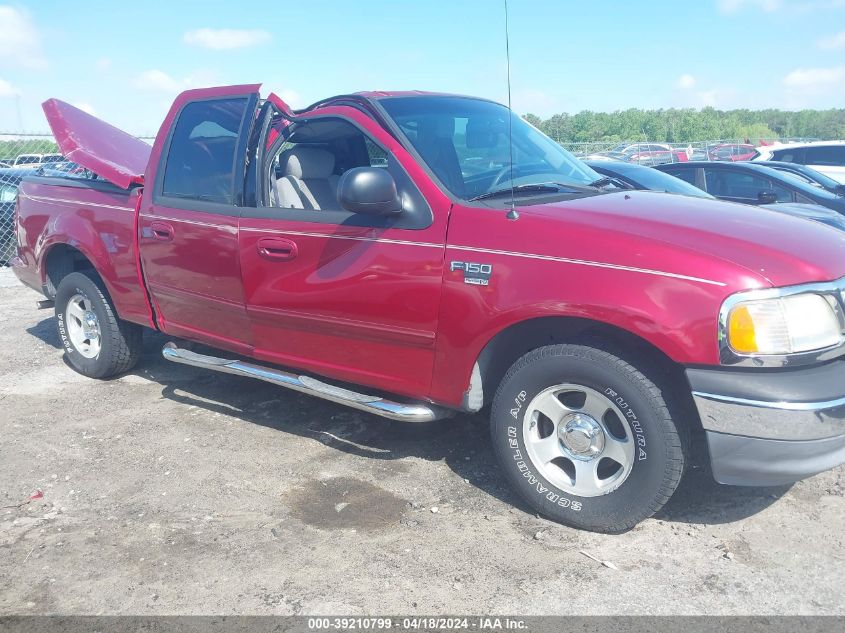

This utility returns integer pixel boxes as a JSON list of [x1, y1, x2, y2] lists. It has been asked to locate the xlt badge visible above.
[[451, 261, 493, 286]]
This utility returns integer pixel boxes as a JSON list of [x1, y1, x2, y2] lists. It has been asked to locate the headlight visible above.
[[726, 293, 842, 355]]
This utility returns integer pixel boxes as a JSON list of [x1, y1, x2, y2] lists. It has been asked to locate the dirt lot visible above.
[[0, 267, 843, 616]]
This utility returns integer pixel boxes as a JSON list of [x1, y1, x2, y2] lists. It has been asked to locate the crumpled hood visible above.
[[526, 190, 845, 288]]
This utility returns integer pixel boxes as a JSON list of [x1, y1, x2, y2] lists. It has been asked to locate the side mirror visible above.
[[757, 189, 778, 204], [338, 167, 402, 215]]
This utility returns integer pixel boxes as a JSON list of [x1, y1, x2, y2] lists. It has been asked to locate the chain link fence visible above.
[[0, 131, 816, 267], [0, 133, 158, 267], [1, 134, 61, 265]]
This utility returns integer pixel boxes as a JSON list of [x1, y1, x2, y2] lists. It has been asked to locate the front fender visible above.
[[430, 276, 724, 407]]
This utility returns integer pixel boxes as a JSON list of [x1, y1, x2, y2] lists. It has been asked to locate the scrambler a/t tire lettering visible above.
[[55, 271, 142, 379], [491, 344, 685, 533]]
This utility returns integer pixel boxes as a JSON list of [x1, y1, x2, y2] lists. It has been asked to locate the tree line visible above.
[[523, 107, 845, 145], [2, 108, 844, 163]]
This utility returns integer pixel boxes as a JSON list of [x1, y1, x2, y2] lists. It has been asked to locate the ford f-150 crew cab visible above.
[[11, 84, 845, 533]]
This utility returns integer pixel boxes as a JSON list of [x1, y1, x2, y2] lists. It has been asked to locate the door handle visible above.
[[257, 237, 298, 261], [149, 221, 174, 242]]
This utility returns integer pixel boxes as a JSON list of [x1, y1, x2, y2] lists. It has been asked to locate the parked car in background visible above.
[[12, 153, 43, 167], [0, 165, 69, 263], [0, 168, 35, 262], [754, 141, 845, 184], [655, 161, 845, 214], [708, 143, 757, 162], [610, 142, 674, 165], [754, 160, 845, 196], [46, 160, 91, 177], [670, 146, 709, 162], [588, 160, 845, 232], [581, 150, 627, 162], [585, 160, 713, 198], [40, 153, 65, 164], [757, 203, 845, 232]]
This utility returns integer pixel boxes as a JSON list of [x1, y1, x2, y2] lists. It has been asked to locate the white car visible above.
[[12, 153, 43, 168], [754, 141, 845, 184]]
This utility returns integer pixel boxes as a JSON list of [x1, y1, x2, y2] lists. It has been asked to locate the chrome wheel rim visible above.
[[522, 384, 635, 497], [65, 293, 101, 359]]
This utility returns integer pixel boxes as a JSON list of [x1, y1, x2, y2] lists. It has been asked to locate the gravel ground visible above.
[[0, 267, 843, 616]]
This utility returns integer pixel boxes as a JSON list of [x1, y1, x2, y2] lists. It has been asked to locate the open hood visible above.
[[42, 99, 151, 189]]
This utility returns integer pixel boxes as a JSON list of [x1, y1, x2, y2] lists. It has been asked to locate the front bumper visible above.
[[687, 362, 845, 486]]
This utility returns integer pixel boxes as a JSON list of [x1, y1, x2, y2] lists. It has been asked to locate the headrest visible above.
[[280, 147, 335, 179], [418, 116, 455, 140]]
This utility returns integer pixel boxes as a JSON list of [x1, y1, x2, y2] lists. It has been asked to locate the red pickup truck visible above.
[[11, 84, 845, 533]]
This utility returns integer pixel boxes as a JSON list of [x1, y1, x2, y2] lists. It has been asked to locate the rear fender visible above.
[[36, 205, 146, 324]]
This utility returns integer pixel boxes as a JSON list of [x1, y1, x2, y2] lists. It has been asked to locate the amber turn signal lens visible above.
[[728, 305, 758, 353]]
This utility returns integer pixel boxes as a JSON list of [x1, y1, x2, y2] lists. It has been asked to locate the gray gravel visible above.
[[0, 267, 843, 615]]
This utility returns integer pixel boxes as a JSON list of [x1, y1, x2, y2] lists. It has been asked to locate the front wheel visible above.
[[55, 271, 142, 378], [490, 344, 685, 533]]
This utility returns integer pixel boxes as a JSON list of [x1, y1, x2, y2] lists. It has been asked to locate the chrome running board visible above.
[[161, 342, 451, 423]]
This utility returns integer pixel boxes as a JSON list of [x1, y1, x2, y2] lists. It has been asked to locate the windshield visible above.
[[380, 96, 600, 201], [776, 166, 842, 192]]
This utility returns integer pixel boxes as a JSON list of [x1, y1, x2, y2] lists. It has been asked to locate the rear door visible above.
[[139, 85, 259, 354], [702, 166, 794, 205]]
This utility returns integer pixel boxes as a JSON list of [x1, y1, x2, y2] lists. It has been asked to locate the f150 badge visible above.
[[451, 261, 493, 286]]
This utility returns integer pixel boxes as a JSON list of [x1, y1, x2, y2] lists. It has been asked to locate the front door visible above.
[[702, 167, 793, 205], [139, 85, 259, 353], [238, 105, 449, 398]]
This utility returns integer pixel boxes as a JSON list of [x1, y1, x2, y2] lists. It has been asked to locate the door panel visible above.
[[238, 223, 445, 396], [139, 86, 259, 353], [139, 209, 249, 352]]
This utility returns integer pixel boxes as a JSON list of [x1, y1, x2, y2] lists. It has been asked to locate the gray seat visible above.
[[274, 147, 340, 210], [415, 118, 464, 197], [271, 173, 305, 209]]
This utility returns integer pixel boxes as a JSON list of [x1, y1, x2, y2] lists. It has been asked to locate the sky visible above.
[[0, 0, 843, 135]]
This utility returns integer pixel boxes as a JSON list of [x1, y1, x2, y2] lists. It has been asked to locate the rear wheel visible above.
[[55, 271, 142, 378], [490, 344, 685, 533]]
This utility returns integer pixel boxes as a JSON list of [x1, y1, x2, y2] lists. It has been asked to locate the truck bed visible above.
[[15, 174, 152, 327]]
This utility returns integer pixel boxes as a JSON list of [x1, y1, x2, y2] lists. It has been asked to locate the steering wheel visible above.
[[490, 163, 515, 188]]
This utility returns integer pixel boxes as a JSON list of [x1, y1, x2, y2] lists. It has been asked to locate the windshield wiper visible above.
[[469, 183, 563, 202], [589, 176, 631, 190]]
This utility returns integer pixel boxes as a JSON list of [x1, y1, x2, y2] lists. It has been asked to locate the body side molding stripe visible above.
[[139, 213, 237, 232], [448, 244, 726, 287], [21, 191, 134, 212], [239, 226, 442, 248]]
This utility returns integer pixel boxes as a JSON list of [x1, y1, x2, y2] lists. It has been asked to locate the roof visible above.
[[755, 140, 845, 151], [353, 90, 483, 100], [663, 161, 771, 170]]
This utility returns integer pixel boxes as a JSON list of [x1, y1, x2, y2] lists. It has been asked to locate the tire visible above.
[[55, 271, 142, 378], [490, 344, 685, 533]]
